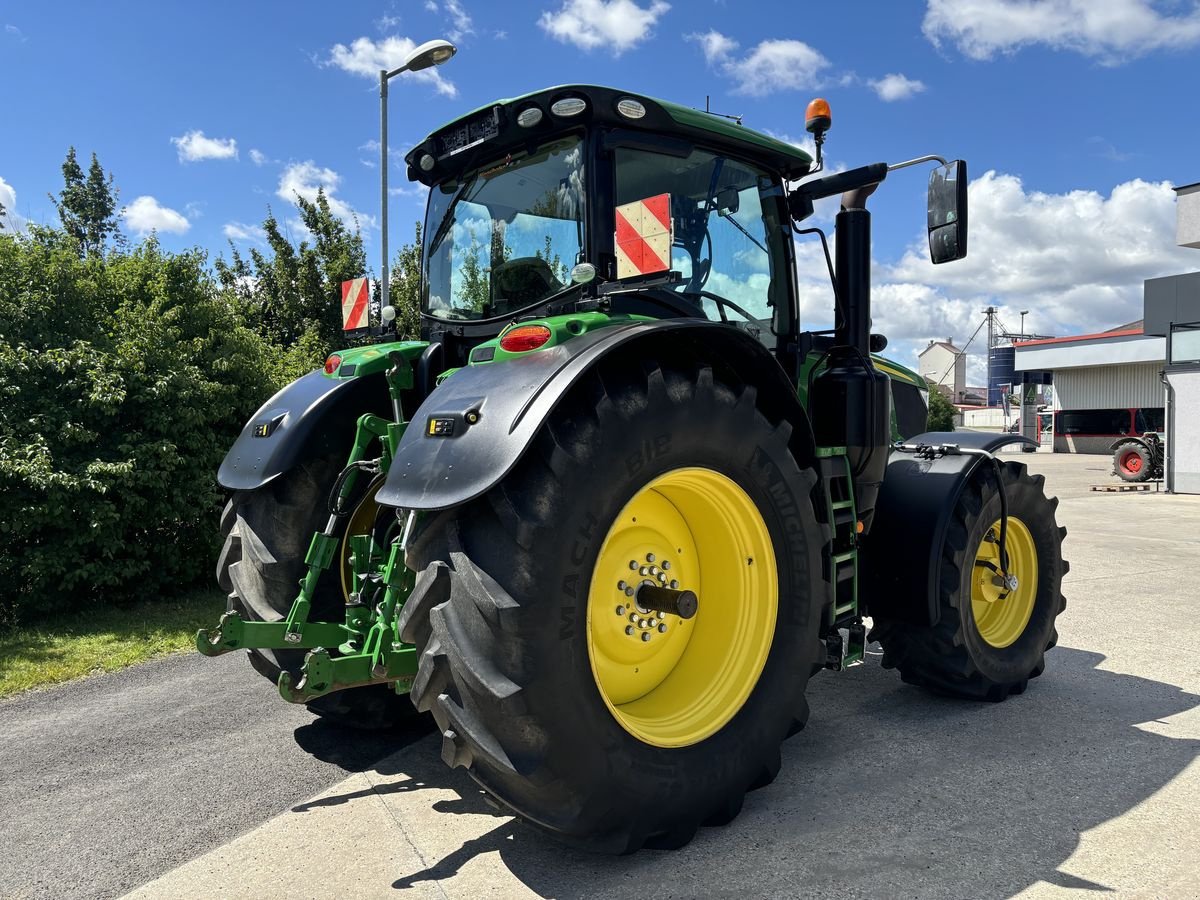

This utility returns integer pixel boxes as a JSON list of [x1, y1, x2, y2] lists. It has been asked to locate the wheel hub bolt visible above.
[[640, 566, 650, 576], [662, 560, 671, 570], [616, 605, 626, 616], [617, 580, 627, 591], [669, 580, 679, 590], [625, 586, 634, 597], [646, 552, 656, 563], [625, 625, 635, 636], [641, 632, 651, 642], [629, 560, 638, 570], [658, 623, 667, 633]]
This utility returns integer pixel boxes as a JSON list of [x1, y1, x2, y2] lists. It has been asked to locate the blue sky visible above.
[[3, 0, 1200, 378]]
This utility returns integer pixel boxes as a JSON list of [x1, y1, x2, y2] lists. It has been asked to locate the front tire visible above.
[[398, 355, 825, 852], [217, 454, 421, 729], [870, 461, 1067, 701]]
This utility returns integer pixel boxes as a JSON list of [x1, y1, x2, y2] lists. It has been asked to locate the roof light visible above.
[[550, 97, 587, 117], [616, 98, 646, 120], [324, 354, 343, 375], [419, 153, 436, 172], [517, 106, 544, 128], [805, 98, 832, 135], [499, 324, 552, 353]]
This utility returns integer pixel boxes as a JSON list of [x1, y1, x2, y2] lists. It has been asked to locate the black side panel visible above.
[[377, 320, 813, 511], [217, 370, 391, 491], [859, 430, 1036, 626]]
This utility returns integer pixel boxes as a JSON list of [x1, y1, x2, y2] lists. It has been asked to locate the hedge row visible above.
[[0, 230, 287, 625]]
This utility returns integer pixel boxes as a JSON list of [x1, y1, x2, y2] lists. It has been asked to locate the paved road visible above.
[[4, 451, 1200, 898], [0, 649, 431, 899]]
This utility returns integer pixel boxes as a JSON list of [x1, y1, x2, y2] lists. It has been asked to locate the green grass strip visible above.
[[0, 591, 224, 699]]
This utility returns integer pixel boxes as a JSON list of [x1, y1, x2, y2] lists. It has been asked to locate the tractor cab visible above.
[[406, 85, 813, 370]]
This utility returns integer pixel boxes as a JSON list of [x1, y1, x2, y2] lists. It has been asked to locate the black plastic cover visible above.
[[376, 319, 813, 511], [858, 430, 1036, 626], [217, 370, 390, 491]]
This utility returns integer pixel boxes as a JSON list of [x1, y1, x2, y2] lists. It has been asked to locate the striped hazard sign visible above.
[[615, 193, 672, 279], [340, 277, 369, 331]]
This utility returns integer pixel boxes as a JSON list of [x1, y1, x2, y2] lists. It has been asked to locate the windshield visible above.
[[422, 137, 585, 321]]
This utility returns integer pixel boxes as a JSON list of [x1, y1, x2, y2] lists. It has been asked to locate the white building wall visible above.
[[1167, 370, 1200, 493], [918, 344, 965, 397], [1052, 362, 1164, 410]]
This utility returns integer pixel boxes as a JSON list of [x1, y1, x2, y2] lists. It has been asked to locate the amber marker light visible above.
[[805, 98, 832, 135]]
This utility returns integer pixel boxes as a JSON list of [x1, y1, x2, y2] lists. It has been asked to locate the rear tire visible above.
[[1113, 442, 1151, 483], [398, 355, 825, 852], [870, 461, 1067, 701], [217, 454, 422, 729]]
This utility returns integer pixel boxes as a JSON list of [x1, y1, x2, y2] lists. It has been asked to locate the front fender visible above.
[[217, 370, 391, 491], [376, 320, 814, 511], [859, 430, 1036, 626]]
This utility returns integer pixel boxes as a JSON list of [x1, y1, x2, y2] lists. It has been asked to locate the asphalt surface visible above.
[[0, 649, 432, 899], [4, 450, 1199, 899]]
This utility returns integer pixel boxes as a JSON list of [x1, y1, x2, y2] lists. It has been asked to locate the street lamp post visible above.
[[1019, 309, 1029, 338], [379, 39, 456, 319]]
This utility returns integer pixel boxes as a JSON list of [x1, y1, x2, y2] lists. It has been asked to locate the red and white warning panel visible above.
[[615, 193, 672, 279], [341, 277, 369, 331]]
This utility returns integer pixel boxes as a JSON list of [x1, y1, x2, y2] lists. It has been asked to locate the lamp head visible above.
[[403, 39, 457, 72]]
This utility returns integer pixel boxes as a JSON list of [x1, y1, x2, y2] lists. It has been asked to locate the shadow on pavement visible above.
[[291, 710, 434, 772], [369, 646, 1199, 898]]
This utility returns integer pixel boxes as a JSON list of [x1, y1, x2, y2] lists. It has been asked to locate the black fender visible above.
[[858, 430, 1037, 627], [217, 369, 391, 491], [1109, 436, 1145, 452], [376, 320, 815, 511]]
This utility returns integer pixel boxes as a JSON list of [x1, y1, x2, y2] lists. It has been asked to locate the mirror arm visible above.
[[887, 154, 949, 173]]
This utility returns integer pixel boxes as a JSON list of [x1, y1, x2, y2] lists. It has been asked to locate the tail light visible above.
[[324, 354, 342, 374], [499, 325, 552, 353]]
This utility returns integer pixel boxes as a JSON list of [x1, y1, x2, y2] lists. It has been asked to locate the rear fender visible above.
[[859, 431, 1036, 627], [376, 320, 816, 511], [217, 370, 391, 492]]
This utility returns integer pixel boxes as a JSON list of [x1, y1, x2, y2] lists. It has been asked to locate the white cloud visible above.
[[326, 36, 458, 97], [276, 160, 374, 229], [923, 0, 1200, 62], [0, 175, 26, 231], [122, 196, 190, 235], [171, 130, 238, 163], [443, 0, 473, 42], [687, 28, 738, 64], [687, 31, 830, 96], [538, 0, 670, 54], [249, 148, 267, 166], [223, 221, 267, 243], [861, 172, 1197, 380], [869, 73, 926, 102]]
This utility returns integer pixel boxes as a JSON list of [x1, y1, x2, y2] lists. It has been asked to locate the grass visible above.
[[0, 590, 225, 700]]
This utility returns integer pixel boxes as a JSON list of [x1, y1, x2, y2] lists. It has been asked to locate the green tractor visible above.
[[199, 85, 1067, 852]]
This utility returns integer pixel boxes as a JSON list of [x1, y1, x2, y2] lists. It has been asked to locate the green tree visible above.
[[216, 190, 368, 375], [388, 221, 423, 340], [926, 380, 957, 431], [49, 148, 119, 257]]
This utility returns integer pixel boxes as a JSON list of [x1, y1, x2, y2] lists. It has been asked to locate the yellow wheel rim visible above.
[[971, 516, 1038, 649], [340, 479, 385, 602], [586, 467, 777, 748]]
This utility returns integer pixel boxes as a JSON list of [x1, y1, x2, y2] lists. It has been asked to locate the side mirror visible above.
[[927, 160, 968, 264]]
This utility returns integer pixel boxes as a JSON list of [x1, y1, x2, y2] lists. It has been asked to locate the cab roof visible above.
[[405, 84, 813, 185]]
